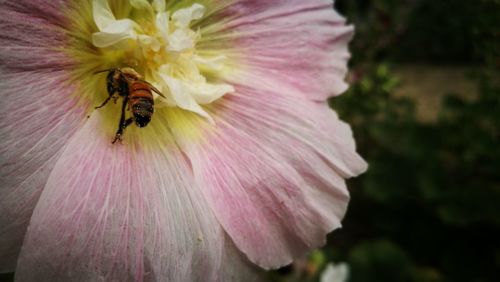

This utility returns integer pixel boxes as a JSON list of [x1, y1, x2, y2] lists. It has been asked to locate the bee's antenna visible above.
[[93, 68, 115, 75]]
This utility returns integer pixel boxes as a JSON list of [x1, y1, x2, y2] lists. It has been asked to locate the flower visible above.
[[0, 0, 367, 281], [320, 262, 350, 282]]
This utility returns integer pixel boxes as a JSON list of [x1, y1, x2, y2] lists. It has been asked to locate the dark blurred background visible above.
[[273, 0, 500, 281]]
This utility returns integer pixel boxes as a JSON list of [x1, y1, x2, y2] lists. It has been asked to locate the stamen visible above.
[[91, 0, 233, 121]]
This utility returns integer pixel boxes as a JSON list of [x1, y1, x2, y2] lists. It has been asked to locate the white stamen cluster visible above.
[[92, 0, 233, 122]]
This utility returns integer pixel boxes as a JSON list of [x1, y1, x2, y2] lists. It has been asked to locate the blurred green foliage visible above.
[[274, 0, 499, 281], [337, 0, 500, 65], [328, 65, 500, 282]]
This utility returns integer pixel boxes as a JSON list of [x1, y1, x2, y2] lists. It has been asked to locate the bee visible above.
[[94, 67, 165, 143]]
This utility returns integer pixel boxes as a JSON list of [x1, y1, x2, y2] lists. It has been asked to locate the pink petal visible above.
[[0, 2, 83, 271], [0, 1, 73, 69], [200, 0, 353, 101], [0, 70, 85, 272], [166, 0, 365, 268], [168, 83, 367, 269], [15, 113, 260, 281]]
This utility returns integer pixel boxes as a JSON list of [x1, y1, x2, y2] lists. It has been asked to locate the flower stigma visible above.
[[91, 0, 234, 123]]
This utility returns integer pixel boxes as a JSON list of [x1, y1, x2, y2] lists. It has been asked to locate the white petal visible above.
[[92, 0, 116, 30], [194, 55, 228, 71], [138, 34, 160, 52], [92, 19, 137, 48], [171, 3, 206, 28], [167, 29, 195, 52], [130, 0, 153, 15], [152, 0, 166, 12], [156, 12, 170, 41], [186, 81, 234, 104], [100, 18, 136, 33], [158, 73, 214, 124], [92, 32, 134, 48]]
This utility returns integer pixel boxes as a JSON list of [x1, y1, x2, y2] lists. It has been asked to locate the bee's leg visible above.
[[112, 118, 134, 144], [95, 94, 115, 109], [112, 98, 133, 144]]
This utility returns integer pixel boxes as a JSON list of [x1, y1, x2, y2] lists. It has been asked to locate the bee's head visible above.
[[107, 69, 120, 82]]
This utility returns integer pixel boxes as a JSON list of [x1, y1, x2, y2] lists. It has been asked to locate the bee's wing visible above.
[[141, 80, 167, 98]]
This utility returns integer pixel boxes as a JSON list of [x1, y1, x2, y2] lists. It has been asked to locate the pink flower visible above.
[[0, 0, 367, 281]]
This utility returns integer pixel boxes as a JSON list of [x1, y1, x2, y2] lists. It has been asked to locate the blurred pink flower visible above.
[[0, 0, 366, 281]]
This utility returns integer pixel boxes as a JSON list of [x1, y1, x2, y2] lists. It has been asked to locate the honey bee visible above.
[[94, 67, 165, 143]]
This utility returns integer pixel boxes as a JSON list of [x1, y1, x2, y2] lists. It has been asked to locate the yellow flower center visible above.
[[91, 0, 233, 123]]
